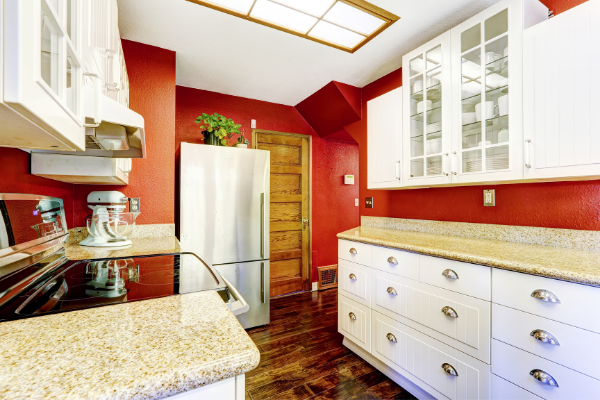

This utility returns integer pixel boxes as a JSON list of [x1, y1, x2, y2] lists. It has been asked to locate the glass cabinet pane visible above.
[[411, 159, 424, 177], [409, 54, 424, 76], [41, 8, 61, 96], [461, 24, 481, 53], [485, 9, 508, 41], [66, 53, 78, 114], [66, 0, 76, 47], [425, 45, 442, 70], [462, 149, 482, 173], [486, 145, 509, 170]]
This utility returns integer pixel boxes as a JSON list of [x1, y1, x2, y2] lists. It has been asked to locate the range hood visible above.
[[33, 86, 146, 158]]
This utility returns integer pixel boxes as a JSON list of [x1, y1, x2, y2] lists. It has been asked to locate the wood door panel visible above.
[[257, 133, 303, 146], [271, 165, 302, 174], [271, 194, 302, 203], [270, 277, 304, 297], [271, 258, 302, 280], [270, 222, 302, 232], [271, 174, 301, 195], [271, 249, 303, 261], [271, 203, 301, 222], [258, 143, 301, 166], [270, 231, 302, 252]]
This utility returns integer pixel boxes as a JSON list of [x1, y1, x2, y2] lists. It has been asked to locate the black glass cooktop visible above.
[[0, 252, 226, 322]]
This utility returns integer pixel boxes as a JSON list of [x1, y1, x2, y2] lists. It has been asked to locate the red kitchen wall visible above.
[[345, 0, 600, 231], [72, 40, 176, 226], [176, 86, 360, 280]]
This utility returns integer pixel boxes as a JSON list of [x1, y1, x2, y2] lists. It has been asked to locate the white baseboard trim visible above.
[[342, 338, 436, 400], [312, 282, 318, 291]]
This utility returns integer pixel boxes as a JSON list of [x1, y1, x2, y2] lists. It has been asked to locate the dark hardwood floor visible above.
[[245, 289, 417, 400]]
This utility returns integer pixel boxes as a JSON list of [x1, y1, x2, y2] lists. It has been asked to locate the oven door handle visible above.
[[221, 275, 250, 316]]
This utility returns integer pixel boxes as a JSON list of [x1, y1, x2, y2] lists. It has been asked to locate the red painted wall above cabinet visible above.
[[295, 81, 361, 139]]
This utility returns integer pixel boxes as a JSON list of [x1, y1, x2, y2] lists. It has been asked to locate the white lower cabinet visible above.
[[339, 259, 371, 307], [166, 375, 245, 399], [491, 374, 541, 400], [373, 310, 491, 400], [339, 293, 371, 352]]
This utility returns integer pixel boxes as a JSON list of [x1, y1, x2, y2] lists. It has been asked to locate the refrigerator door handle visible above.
[[260, 193, 265, 259], [221, 275, 250, 316], [261, 262, 266, 303]]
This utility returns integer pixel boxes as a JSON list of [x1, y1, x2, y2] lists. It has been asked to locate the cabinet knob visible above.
[[530, 329, 560, 346], [349, 273, 357, 281], [441, 306, 458, 318], [349, 312, 357, 321], [349, 248, 357, 254], [531, 289, 561, 303], [530, 369, 559, 387], [386, 333, 397, 343], [442, 363, 459, 377], [442, 269, 459, 279], [387, 287, 397, 295], [387, 257, 398, 265]]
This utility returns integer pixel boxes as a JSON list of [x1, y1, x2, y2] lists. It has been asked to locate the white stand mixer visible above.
[[79, 191, 140, 247]]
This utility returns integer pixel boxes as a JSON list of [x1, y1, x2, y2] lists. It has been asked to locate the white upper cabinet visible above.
[[1, 0, 86, 151], [367, 87, 403, 189], [403, 32, 452, 187], [450, 0, 547, 185], [523, 0, 600, 180]]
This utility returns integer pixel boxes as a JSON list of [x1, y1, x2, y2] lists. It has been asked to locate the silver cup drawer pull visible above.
[[442, 363, 459, 377], [349, 273, 357, 281], [348, 312, 357, 320], [442, 269, 459, 279], [530, 329, 560, 346], [386, 333, 397, 343], [531, 289, 561, 303], [530, 369, 559, 387], [441, 306, 459, 318], [349, 248, 357, 254], [387, 287, 397, 295], [387, 257, 398, 265]]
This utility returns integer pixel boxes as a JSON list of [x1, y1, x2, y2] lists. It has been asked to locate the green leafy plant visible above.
[[195, 113, 241, 146]]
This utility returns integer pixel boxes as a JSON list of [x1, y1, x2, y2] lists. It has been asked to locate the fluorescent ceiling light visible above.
[[251, 0, 318, 34], [270, 0, 336, 18], [309, 20, 365, 49], [202, 0, 254, 14], [323, 2, 385, 36]]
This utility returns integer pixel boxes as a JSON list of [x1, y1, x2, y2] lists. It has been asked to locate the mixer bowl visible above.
[[87, 212, 140, 243]]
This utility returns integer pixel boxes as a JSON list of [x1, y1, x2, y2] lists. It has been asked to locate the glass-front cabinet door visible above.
[[403, 32, 452, 187], [450, 0, 537, 184], [3, 0, 85, 151]]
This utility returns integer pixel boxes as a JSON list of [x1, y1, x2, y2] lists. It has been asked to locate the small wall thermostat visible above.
[[344, 175, 355, 185]]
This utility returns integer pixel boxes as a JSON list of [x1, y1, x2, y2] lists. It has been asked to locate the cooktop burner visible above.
[[0, 253, 227, 322]]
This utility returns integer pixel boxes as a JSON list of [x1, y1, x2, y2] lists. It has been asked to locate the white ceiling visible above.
[[118, 0, 501, 106]]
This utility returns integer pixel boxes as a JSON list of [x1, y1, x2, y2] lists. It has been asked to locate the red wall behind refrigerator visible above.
[[176, 86, 360, 281]]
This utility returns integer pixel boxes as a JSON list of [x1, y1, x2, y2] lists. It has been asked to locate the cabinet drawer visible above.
[[372, 245, 419, 280], [420, 255, 491, 300], [372, 269, 491, 363], [492, 304, 600, 380], [372, 310, 491, 400], [338, 259, 371, 307], [338, 239, 372, 266], [338, 293, 371, 353], [492, 374, 541, 400], [492, 339, 600, 400], [492, 269, 600, 333]]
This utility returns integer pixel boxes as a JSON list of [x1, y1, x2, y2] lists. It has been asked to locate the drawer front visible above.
[[492, 339, 600, 400], [338, 259, 371, 306], [372, 269, 491, 363], [420, 255, 491, 300], [492, 269, 600, 333], [492, 374, 541, 400], [492, 304, 600, 380], [339, 293, 371, 352], [372, 245, 419, 280], [372, 310, 491, 400], [338, 239, 372, 266]]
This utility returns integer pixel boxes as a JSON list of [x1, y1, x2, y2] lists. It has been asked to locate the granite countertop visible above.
[[338, 225, 600, 287], [0, 291, 260, 399], [65, 236, 181, 260]]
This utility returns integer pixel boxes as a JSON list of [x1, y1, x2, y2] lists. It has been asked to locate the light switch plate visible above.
[[251, 119, 257, 129], [365, 197, 373, 209], [483, 190, 495, 207], [355, 199, 359, 206]]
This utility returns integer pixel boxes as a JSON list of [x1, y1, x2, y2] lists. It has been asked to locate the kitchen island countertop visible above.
[[65, 235, 181, 260]]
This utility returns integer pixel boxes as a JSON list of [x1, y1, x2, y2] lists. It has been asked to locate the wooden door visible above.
[[253, 130, 310, 297]]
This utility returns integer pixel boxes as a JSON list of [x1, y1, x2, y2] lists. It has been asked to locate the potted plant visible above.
[[195, 113, 241, 146], [235, 129, 250, 148]]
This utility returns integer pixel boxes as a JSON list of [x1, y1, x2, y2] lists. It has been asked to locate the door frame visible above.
[[251, 129, 313, 291]]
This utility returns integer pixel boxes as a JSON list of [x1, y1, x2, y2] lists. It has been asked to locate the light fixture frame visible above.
[[186, 0, 400, 53]]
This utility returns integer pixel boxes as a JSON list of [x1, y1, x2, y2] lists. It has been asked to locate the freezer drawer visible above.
[[216, 261, 270, 329]]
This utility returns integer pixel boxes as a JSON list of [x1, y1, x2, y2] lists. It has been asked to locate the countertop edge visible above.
[[337, 231, 600, 287]]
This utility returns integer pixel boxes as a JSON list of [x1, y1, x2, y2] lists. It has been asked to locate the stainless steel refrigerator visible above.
[[179, 142, 270, 329]]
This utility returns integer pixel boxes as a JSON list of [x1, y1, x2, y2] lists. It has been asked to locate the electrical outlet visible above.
[[365, 197, 373, 209], [355, 199, 359, 206], [129, 197, 141, 213], [483, 190, 495, 207]]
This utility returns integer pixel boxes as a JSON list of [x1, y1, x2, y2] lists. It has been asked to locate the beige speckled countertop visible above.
[[338, 224, 600, 287], [65, 236, 181, 260], [0, 290, 260, 399]]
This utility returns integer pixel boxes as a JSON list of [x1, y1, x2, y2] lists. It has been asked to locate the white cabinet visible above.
[[523, 0, 600, 181], [166, 375, 245, 400], [0, 0, 86, 151], [403, 32, 453, 187], [367, 87, 403, 189], [450, 0, 547, 185], [31, 153, 131, 184]]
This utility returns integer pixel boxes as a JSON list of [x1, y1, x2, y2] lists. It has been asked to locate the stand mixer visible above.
[[79, 191, 140, 247], [31, 199, 64, 238]]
